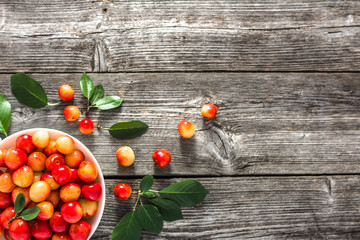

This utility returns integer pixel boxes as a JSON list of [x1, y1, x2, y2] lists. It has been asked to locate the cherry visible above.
[[52, 165, 72, 185], [0, 149, 7, 167], [77, 161, 97, 182], [63, 105, 80, 122], [32, 130, 50, 149], [201, 103, 218, 119], [4, 147, 27, 171], [0, 192, 12, 209], [68, 220, 91, 240], [152, 150, 171, 168], [0, 206, 16, 229], [64, 150, 84, 168], [82, 182, 102, 202], [178, 120, 196, 138], [28, 151, 47, 171], [31, 220, 52, 240], [36, 201, 54, 221], [15, 134, 34, 154], [79, 119, 94, 134], [56, 136, 75, 155], [58, 84, 74, 101], [9, 219, 31, 240], [114, 183, 132, 200], [49, 211, 70, 233], [29, 181, 51, 202], [116, 146, 135, 167], [46, 154, 65, 171], [61, 202, 83, 224]]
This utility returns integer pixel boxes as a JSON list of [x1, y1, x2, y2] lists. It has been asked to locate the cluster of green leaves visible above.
[[80, 73, 122, 113], [10, 193, 41, 223], [112, 176, 209, 240], [9, 72, 149, 140]]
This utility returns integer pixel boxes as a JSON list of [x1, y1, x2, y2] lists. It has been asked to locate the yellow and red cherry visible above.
[[36, 201, 54, 221], [77, 161, 97, 182], [63, 105, 80, 122], [12, 165, 34, 188], [152, 150, 171, 168], [40, 172, 61, 190], [114, 183, 132, 200], [4, 147, 27, 171], [29, 181, 51, 202], [32, 130, 50, 148], [65, 150, 84, 168], [79, 119, 94, 134], [201, 103, 218, 119], [28, 152, 47, 171], [58, 84, 74, 101], [116, 146, 135, 167], [60, 183, 81, 202], [43, 140, 60, 156], [56, 136, 75, 155], [178, 120, 196, 138]]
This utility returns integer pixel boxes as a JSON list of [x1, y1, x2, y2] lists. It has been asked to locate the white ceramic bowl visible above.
[[0, 128, 105, 240]]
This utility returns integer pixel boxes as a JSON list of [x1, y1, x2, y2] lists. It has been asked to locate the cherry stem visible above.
[[97, 124, 110, 130], [47, 102, 61, 106], [133, 192, 141, 211]]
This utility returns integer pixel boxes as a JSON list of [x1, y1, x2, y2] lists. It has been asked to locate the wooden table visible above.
[[1, 1, 360, 239]]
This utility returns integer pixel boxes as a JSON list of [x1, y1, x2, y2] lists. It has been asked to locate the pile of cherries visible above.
[[0, 130, 102, 240]]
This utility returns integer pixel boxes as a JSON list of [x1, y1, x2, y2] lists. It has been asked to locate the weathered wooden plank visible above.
[[93, 176, 360, 239], [1, 0, 360, 72], [0, 72, 359, 176]]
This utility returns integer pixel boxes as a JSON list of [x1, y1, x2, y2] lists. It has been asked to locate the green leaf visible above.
[[11, 73, 48, 108], [14, 193, 25, 213], [159, 180, 209, 207], [109, 121, 148, 139], [90, 85, 104, 105], [20, 206, 41, 221], [112, 210, 142, 240], [140, 175, 154, 193], [94, 96, 122, 110], [0, 94, 11, 136], [137, 204, 163, 234], [80, 72, 95, 99], [149, 198, 183, 222]]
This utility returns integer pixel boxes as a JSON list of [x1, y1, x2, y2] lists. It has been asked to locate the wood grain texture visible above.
[[1, 0, 360, 72], [93, 176, 360, 239], [0, 72, 359, 176]]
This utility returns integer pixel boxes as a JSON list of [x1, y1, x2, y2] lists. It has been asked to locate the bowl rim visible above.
[[0, 128, 105, 240]]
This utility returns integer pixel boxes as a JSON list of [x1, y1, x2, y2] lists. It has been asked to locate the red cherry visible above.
[[31, 220, 52, 240], [79, 119, 94, 134], [69, 168, 79, 183], [9, 219, 31, 240], [16, 134, 35, 154], [61, 202, 82, 224], [82, 182, 102, 202], [114, 183, 132, 200], [201, 103, 218, 119], [52, 165, 72, 185], [46, 154, 65, 171], [152, 150, 171, 168], [68, 220, 91, 240], [50, 211, 70, 233]]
